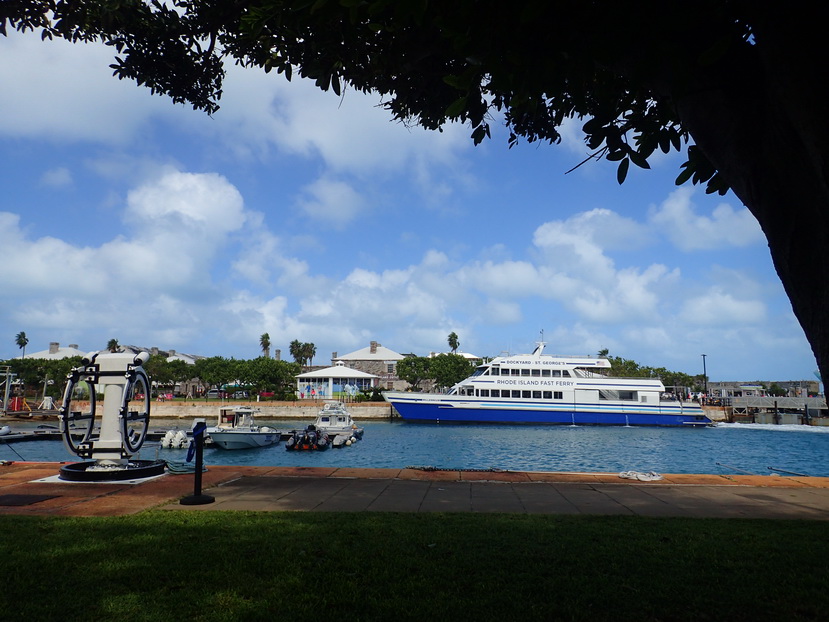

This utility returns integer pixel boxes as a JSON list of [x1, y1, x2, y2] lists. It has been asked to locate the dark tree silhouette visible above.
[[4, 2, 827, 382]]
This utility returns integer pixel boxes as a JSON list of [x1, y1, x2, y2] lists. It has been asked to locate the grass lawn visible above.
[[1, 511, 827, 621]]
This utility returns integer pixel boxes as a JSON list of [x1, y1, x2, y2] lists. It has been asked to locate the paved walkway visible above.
[[1, 462, 829, 519]]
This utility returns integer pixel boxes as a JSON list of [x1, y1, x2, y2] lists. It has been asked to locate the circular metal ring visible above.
[[58, 369, 97, 458], [120, 368, 151, 454]]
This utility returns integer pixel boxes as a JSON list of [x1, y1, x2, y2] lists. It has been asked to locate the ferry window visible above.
[[521, 369, 530, 376], [619, 391, 637, 401], [513, 369, 521, 376], [491, 390, 500, 397], [511, 390, 521, 398], [480, 389, 489, 397], [542, 370, 551, 377], [554, 391, 563, 399], [522, 390, 531, 398], [490, 368, 499, 376], [562, 370, 571, 377], [543, 391, 552, 399], [532, 391, 541, 399], [552, 370, 561, 377], [531, 369, 540, 377]]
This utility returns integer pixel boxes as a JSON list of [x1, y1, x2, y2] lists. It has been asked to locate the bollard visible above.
[[180, 419, 215, 505]]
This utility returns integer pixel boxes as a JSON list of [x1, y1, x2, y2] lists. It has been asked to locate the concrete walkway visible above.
[[1, 462, 829, 519]]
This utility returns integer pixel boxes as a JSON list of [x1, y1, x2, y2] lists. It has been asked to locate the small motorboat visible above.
[[331, 433, 360, 448], [285, 425, 330, 451], [206, 406, 281, 450], [313, 401, 364, 440]]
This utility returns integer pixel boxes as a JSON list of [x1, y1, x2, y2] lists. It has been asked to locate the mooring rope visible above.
[[404, 465, 507, 473]]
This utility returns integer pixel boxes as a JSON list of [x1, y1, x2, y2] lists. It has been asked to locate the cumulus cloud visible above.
[[649, 186, 764, 250], [526, 209, 673, 322]]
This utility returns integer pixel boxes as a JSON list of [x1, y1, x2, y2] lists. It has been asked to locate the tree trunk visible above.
[[672, 18, 829, 387]]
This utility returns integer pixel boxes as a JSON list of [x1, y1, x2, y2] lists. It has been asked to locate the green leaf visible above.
[[446, 96, 468, 118], [629, 151, 651, 170], [675, 164, 694, 186], [616, 158, 630, 184]]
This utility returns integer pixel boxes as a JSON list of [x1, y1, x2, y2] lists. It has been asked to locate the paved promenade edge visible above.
[[1, 462, 828, 519]]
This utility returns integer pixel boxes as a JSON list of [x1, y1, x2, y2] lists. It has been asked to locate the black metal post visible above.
[[180, 420, 214, 505]]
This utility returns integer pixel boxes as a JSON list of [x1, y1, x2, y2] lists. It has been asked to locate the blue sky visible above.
[[0, 34, 817, 382]]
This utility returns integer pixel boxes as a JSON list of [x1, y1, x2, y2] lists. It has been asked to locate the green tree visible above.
[[5, 4, 829, 383], [302, 343, 317, 368], [106, 339, 119, 353], [14, 331, 28, 359], [243, 357, 300, 400], [259, 333, 271, 358], [429, 354, 476, 391], [143, 354, 174, 395], [194, 356, 235, 397], [289, 340, 303, 367], [447, 332, 459, 354], [396, 356, 431, 392], [289, 340, 316, 369]]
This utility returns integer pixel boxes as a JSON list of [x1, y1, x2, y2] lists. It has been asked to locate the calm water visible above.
[[3, 420, 829, 477]]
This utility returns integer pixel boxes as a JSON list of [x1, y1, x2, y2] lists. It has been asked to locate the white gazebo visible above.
[[295, 362, 378, 399]]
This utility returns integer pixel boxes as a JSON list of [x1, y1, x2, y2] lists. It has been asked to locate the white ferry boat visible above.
[[383, 343, 711, 427]]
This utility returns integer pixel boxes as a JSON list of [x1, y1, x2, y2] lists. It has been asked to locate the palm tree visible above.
[[289, 339, 303, 366], [302, 342, 317, 368], [598, 348, 609, 358], [448, 332, 459, 353], [15, 331, 29, 359], [259, 333, 271, 358], [107, 338, 120, 352]]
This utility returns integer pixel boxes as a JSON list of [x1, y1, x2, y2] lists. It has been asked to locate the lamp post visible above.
[[701, 354, 708, 397]]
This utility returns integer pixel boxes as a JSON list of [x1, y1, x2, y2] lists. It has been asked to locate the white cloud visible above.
[[40, 167, 73, 188], [0, 35, 181, 143], [296, 177, 367, 228], [681, 288, 766, 325], [649, 186, 764, 250]]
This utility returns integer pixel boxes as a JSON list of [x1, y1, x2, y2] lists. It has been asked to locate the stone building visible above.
[[331, 341, 407, 390]]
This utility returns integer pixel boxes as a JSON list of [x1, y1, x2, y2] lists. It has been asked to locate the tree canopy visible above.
[[4, 2, 828, 383]]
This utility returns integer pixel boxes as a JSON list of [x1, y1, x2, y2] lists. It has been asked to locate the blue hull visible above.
[[388, 399, 711, 427]]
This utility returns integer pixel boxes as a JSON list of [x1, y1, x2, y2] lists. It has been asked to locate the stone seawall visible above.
[[148, 400, 397, 420]]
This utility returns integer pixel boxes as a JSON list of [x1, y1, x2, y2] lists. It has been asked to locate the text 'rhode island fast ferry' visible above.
[[383, 343, 712, 427]]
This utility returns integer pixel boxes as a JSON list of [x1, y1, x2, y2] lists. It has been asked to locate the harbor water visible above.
[[3, 419, 829, 477]]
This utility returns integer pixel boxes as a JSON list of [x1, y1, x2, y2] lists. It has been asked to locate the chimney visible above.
[[151, 347, 159, 356], [68, 344, 78, 350], [332, 351, 338, 360], [275, 349, 281, 361], [370, 341, 378, 354], [169, 349, 176, 356], [49, 342, 59, 354]]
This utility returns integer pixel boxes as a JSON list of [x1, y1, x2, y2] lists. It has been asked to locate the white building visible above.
[[23, 342, 87, 360], [295, 362, 378, 399]]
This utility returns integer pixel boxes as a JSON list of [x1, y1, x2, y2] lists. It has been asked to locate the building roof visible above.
[[335, 342, 405, 362], [296, 363, 378, 380], [23, 342, 87, 360], [429, 351, 481, 360]]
